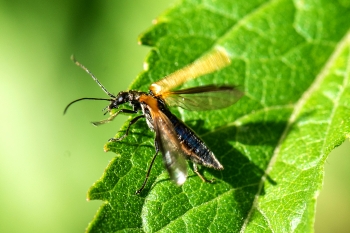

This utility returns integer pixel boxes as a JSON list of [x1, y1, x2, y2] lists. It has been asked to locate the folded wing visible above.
[[151, 109, 188, 185]]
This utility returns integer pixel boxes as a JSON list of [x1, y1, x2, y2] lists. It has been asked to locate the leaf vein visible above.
[[240, 26, 350, 233]]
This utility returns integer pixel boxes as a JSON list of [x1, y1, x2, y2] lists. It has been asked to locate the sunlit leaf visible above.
[[86, 0, 350, 232]]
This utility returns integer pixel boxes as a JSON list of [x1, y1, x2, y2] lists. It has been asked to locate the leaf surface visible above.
[[86, 0, 350, 232]]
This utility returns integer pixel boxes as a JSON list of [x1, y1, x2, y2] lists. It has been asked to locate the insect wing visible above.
[[162, 85, 243, 111], [150, 48, 231, 96], [151, 109, 188, 185]]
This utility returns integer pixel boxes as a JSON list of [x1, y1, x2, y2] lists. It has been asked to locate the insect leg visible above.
[[92, 109, 138, 126], [193, 163, 214, 183], [135, 138, 159, 194], [109, 115, 145, 142]]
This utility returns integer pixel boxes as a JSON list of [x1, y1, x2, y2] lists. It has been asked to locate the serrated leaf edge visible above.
[[240, 30, 350, 232]]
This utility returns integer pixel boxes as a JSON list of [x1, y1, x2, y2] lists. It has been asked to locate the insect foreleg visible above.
[[135, 138, 160, 194], [109, 115, 145, 142], [92, 109, 138, 126]]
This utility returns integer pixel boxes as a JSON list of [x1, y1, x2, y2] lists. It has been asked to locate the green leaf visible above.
[[86, 0, 350, 232]]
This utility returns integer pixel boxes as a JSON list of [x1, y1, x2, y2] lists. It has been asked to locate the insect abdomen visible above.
[[165, 110, 223, 170]]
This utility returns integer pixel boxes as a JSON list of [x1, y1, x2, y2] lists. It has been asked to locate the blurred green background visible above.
[[0, 1, 348, 232]]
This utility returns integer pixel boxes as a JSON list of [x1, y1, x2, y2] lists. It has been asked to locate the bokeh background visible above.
[[0, 1, 349, 232]]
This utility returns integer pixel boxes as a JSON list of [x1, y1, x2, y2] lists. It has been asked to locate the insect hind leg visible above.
[[193, 163, 215, 183]]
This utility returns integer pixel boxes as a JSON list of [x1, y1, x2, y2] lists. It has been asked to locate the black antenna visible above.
[[64, 97, 112, 115], [71, 55, 116, 98]]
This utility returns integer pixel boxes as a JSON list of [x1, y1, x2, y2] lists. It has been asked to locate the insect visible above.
[[64, 47, 243, 194]]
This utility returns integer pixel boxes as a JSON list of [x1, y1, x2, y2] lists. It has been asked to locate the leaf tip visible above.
[[103, 144, 110, 152], [138, 22, 168, 46], [143, 61, 150, 71]]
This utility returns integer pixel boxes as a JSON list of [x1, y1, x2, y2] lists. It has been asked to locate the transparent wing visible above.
[[151, 109, 188, 185], [149, 48, 231, 95], [162, 85, 244, 111]]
